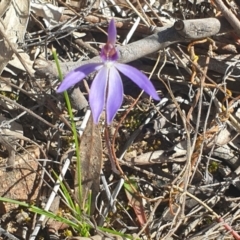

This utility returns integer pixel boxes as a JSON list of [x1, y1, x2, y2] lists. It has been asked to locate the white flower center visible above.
[[105, 61, 114, 69]]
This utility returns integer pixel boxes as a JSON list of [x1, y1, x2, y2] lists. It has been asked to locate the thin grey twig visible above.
[[0, 93, 58, 130], [0, 227, 20, 240]]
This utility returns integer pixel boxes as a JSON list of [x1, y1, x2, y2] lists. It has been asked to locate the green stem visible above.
[[52, 48, 82, 204]]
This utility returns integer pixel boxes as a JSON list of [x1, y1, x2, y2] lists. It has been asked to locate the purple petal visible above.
[[107, 19, 117, 45], [106, 66, 123, 124], [89, 66, 108, 123], [56, 63, 102, 93], [115, 63, 160, 100]]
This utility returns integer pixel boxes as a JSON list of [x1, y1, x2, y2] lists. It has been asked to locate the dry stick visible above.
[[183, 43, 212, 185], [157, 75, 192, 219], [104, 123, 122, 175], [143, 0, 163, 26], [0, 77, 75, 134], [213, 0, 240, 36], [171, 184, 240, 240], [0, 76, 38, 98], [189, 55, 210, 184], [112, 95, 141, 175], [0, 93, 58, 130], [34, 17, 233, 77], [0, 19, 34, 78], [125, 0, 150, 26], [55, 0, 82, 18]]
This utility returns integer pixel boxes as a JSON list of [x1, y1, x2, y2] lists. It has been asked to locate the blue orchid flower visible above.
[[57, 19, 160, 124]]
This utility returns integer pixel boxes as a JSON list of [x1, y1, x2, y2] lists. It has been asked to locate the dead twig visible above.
[[213, 0, 240, 36]]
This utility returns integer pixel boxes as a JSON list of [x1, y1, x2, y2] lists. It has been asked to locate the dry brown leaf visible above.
[[0, 0, 30, 74], [31, 1, 64, 27], [75, 116, 102, 212], [6, 51, 35, 75]]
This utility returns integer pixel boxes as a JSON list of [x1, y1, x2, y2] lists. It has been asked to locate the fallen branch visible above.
[[34, 17, 232, 77]]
